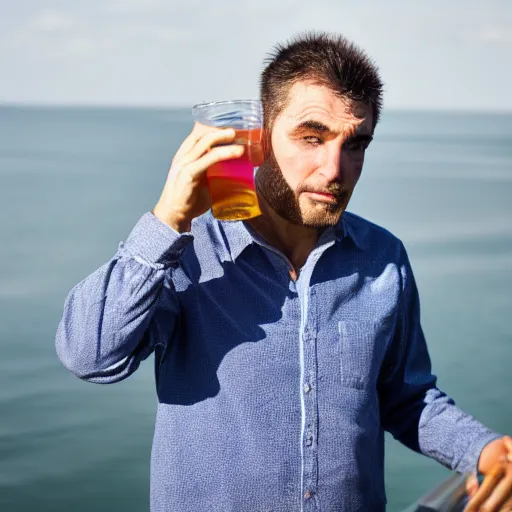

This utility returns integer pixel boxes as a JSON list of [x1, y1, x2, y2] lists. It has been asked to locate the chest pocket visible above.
[[338, 320, 389, 390]]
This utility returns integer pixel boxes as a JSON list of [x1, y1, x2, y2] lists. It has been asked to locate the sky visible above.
[[1, 0, 511, 111]]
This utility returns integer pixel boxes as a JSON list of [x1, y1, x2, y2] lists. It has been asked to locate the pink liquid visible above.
[[207, 128, 264, 221]]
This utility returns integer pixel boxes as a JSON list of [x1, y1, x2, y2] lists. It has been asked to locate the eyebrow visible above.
[[344, 134, 373, 143], [291, 120, 333, 135], [290, 120, 373, 141]]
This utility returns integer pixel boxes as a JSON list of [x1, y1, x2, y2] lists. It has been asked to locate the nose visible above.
[[317, 140, 345, 183]]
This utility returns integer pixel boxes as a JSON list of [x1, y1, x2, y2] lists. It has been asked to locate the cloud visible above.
[[6, 7, 196, 60], [4, 10, 97, 59], [28, 10, 77, 33], [1, 0, 512, 108], [103, 0, 202, 15], [479, 26, 512, 45]]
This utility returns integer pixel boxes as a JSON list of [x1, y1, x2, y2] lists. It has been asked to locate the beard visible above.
[[254, 146, 349, 228]]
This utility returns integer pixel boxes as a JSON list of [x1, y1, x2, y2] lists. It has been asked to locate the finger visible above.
[[464, 465, 506, 511], [478, 474, 512, 512], [172, 123, 205, 161], [502, 496, 512, 512], [188, 144, 245, 179], [180, 128, 237, 165], [173, 122, 221, 161], [504, 437, 512, 462], [466, 474, 479, 497]]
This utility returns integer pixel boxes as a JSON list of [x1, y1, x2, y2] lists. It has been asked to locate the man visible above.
[[56, 32, 512, 511]]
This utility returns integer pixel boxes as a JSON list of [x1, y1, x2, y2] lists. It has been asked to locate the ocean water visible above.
[[0, 105, 511, 511]]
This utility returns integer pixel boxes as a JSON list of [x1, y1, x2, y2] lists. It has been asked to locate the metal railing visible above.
[[402, 472, 470, 512]]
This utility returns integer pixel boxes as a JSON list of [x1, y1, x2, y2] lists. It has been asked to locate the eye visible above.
[[303, 136, 322, 146], [343, 140, 370, 152]]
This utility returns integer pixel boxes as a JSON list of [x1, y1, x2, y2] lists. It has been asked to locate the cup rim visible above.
[[192, 99, 262, 110]]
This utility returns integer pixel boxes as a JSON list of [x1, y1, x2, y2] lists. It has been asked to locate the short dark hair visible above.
[[260, 31, 384, 132]]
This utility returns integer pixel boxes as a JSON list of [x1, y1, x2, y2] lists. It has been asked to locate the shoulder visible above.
[[343, 212, 415, 292], [183, 210, 232, 268], [190, 210, 216, 236], [343, 211, 404, 258]]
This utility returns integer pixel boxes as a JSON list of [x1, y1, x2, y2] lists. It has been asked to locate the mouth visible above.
[[304, 191, 344, 204]]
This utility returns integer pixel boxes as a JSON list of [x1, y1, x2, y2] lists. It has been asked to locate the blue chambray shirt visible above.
[[56, 210, 501, 512]]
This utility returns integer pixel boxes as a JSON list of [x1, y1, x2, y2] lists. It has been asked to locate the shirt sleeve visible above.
[[378, 241, 502, 474], [55, 212, 194, 384]]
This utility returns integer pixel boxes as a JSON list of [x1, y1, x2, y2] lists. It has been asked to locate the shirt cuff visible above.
[[460, 431, 504, 474], [122, 212, 194, 266]]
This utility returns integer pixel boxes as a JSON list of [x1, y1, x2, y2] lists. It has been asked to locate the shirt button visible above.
[[304, 491, 312, 499], [303, 383, 311, 393]]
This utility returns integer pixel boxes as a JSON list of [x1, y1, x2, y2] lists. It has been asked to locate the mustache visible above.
[[300, 182, 346, 197]]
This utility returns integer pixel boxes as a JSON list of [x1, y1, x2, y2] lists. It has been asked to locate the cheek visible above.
[[343, 152, 365, 182], [272, 141, 317, 190], [353, 157, 364, 177]]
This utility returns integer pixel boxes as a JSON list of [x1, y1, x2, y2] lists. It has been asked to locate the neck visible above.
[[246, 194, 321, 271]]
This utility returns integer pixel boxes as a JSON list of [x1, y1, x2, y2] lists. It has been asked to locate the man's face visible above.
[[256, 81, 374, 227]]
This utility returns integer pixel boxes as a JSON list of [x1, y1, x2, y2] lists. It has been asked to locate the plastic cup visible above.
[[192, 99, 263, 221]]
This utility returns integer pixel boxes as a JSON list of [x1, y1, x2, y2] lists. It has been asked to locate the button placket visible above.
[[305, 428, 314, 447], [297, 266, 324, 511], [301, 288, 319, 510]]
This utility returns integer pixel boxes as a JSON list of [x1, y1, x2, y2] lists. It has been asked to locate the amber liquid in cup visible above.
[[207, 127, 264, 221]]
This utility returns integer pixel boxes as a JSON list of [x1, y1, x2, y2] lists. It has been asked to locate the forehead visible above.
[[279, 81, 373, 134]]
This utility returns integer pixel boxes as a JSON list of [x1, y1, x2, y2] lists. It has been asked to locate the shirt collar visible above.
[[341, 211, 367, 251], [218, 210, 366, 262], [218, 218, 255, 261]]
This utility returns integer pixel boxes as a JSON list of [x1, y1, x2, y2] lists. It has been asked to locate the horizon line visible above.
[[1, 101, 511, 116]]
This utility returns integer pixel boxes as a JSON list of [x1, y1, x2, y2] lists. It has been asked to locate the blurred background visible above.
[[1, 1, 511, 511]]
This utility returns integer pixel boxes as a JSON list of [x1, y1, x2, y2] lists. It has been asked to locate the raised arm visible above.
[[55, 213, 192, 383], [56, 121, 245, 383]]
